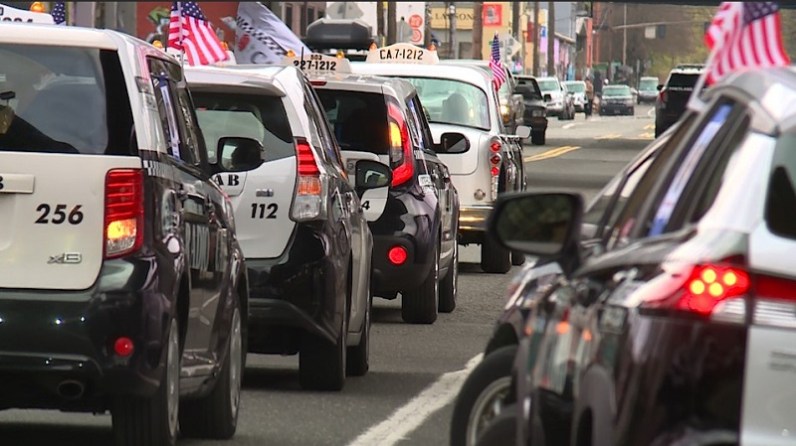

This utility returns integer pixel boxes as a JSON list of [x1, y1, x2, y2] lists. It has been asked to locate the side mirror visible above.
[[487, 192, 583, 261], [355, 159, 392, 192], [514, 125, 531, 139], [543, 93, 552, 102], [657, 84, 663, 91], [217, 136, 264, 172], [438, 132, 470, 154]]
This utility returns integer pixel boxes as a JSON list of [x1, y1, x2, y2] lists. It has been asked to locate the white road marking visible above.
[[562, 122, 576, 129], [347, 354, 484, 446], [647, 107, 655, 118]]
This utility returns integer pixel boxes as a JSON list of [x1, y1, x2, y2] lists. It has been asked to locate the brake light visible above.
[[387, 101, 413, 187], [489, 138, 502, 200], [104, 169, 144, 259], [659, 89, 668, 104], [291, 138, 325, 221], [387, 246, 408, 266], [310, 80, 327, 86]]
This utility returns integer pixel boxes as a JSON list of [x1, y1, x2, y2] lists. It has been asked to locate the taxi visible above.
[[351, 44, 531, 273], [292, 53, 460, 324]]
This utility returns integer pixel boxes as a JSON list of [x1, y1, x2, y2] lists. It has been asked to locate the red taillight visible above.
[[387, 102, 413, 187], [113, 337, 135, 357], [292, 138, 324, 221], [296, 138, 320, 176], [387, 246, 408, 266], [679, 265, 750, 314], [310, 80, 327, 86], [104, 169, 144, 259], [659, 89, 668, 103], [757, 274, 796, 302], [490, 154, 502, 165], [490, 141, 501, 153]]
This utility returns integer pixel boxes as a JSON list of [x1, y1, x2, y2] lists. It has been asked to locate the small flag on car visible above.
[[489, 33, 507, 91], [167, 2, 229, 67]]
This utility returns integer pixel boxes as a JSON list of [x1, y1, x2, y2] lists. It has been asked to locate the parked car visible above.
[[637, 76, 659, 104], [514, 78, 548, 145], [442, 59, 526, 134], [535, 76, 575, 120], [352, 44, 530, 273], [655, 64, 705, 136], [0, 25, 248, 445], [306, 56, 460, 323], [599, 84, 635, 116], [563, 80, 587, 113], [187, 64, 391, 390], [486, 65, 796, 446]]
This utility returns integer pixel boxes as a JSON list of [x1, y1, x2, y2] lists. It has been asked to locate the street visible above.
[[0, 105, 656, 446]]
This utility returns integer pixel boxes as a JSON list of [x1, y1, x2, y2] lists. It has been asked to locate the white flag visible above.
[[234, 2, 310, 64]]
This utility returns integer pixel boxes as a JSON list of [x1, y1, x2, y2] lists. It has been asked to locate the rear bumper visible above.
[[0, 257, 171, 411], [371, 233, 434, 295], [600, 103, 633, 114], [459, 205, 493, 233]]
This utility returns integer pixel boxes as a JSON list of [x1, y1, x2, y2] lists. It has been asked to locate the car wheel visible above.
[[112, 316, 180, 446], [439, 241, 458, 313], [531, 131, 545, 145], [450, 345, 517, 446], [402, 242, 439, 324], [481, 237, 511, 274], [180, 301, 242, 439], [511, 251, 526, 266], [347, 288, 371, 376], [299, 273, 348, 391], [474, 403, 518, 446]]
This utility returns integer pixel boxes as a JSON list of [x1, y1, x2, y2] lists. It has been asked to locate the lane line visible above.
[[644, 123, 654, 130], [594, 133, 621, 140], [347, 354, 484, 446], [562, 122, 576, 129], [647, 107, 655, 118], [524, 145, 581, 162]]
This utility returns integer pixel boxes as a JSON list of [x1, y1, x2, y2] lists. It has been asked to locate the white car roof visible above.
[[0, 22, 138, 49], [350, 62, 493, 92], [184, 65, 288, 97]]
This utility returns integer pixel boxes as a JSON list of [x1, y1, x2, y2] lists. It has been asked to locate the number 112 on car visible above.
[[251, 203, 277, 219]]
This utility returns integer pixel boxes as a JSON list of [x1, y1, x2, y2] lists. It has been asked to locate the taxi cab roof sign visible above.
[[283, 53, 352, 75], [305, 19, 372, 51], [0, 3, 55, 24], [366, 43, 439, 65]]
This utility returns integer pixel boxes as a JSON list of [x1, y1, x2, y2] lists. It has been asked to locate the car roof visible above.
[[670, 64, 705, 74], [564, 80, 585, 84], [184, 65, 289, 97], [350, 61, 493, 91], [0, 22, 142, 49], [313, 73, 417, 100]]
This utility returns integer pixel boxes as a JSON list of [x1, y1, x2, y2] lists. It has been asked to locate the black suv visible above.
[[655, 64, 704, 136], [0, 27, 247, 445]]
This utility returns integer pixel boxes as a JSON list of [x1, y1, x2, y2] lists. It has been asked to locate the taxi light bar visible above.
[[104, 169, 144, 259]]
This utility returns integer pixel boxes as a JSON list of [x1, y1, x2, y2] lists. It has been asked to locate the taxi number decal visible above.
[[362, 201, 370, 210], [379, 48, 424, 61], [294, 59, 337, 71], [251, 203, 278, 219], [35, 204, 84, 225]]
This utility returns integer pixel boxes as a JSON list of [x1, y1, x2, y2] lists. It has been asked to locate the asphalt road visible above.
[[0, 105, 656, 446]]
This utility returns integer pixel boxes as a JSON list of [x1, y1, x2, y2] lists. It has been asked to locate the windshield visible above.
[[0, 44, 134, 155], [537, 79, 560, 92], [564, 82, 585, 93], [639, 79, 658, 90], [400, 77, 490, 130], [603, 86, 632, 97], [667, 73, 700, 88], [316, 89, 389, 154], [192, 92, 294, 164]]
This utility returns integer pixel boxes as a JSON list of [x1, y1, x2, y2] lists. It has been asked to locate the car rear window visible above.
[[667, 73, 700, 89], [315, 89, 390, 155], [0, 44, 134, 155], [766, 133, 796, 239], [192, 92, 294, 163], [565, 82, 585, 93]]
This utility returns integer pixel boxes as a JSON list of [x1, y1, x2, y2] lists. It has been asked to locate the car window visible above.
[[647, 102, 735, 236], [537, 79, 560, 92], [766, 133, 796, 239], [148, 59, 184, 162], [666, 73, 700, 89], [305, 82, 345, 171], [400, 77, 490, 130], [316, 89, 389, 155], [603, 116, 695, 249], [410, 94, 435, 152], [0, 44, 134, 155], [565, 82, 585, 93], [192, 92, 294, 165], [603, 86, 632, 96]]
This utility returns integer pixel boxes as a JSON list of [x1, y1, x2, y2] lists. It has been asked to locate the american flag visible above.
[[52, 2, 66, 25], [704, 2, 790, 85], [168, 2, 229, 66], [489, 34, 507, 90]]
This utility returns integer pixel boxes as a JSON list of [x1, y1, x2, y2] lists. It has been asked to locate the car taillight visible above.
[[751, 273, 796, 328], [291, 138, 325, 221], [104, 169, 144, 259], [489, 138, 502, 200], [659, 89, 668, 104], [387, 101, 413, 187]]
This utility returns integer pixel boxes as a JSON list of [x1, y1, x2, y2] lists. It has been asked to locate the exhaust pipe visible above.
[[57, 380, 85, 400]]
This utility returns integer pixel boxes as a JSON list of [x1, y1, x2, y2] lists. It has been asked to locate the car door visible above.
[[148, 58, 217, 364]]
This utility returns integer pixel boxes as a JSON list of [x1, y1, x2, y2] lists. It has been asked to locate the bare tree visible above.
[[547, 1, 555, 76]]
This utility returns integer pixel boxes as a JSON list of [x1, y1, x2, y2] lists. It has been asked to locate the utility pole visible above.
[[473, 2, 483, 58], [512, 1, 520, 39], [622, 3, 627, 66], [533, 1, 540, 76], [424, 2, 432, 48], [377, 1, 385, 45], [387, 1, 396, 44], [547, 1, 555, 77], [448, 3, 458, 58]]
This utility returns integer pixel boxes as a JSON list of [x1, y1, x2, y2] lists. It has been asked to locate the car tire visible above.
[[179, 301, 243, 439], [347, 290, 371, 377], [474, 403, 518, 446], [299, 276, 348, 391], [402, 243, 439, 324], [531, 131, 545, 145], [112, 316, 180, 446], [511, 251, 526, 266], [439, 241, 458, 313], [481, 237, 511, 274], [450, 345, 517, 446]]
